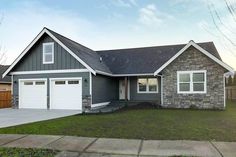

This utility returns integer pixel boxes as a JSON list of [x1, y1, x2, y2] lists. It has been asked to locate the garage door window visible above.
[[68, 80, 79, 84], [24, 82, 33, 85], [55, 81, 65, 85], [35, 81, 45, 85]]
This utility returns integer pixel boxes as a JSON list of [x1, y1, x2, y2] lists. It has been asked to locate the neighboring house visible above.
[[2, 27, 234, 110], [0, 65, 11, 91]]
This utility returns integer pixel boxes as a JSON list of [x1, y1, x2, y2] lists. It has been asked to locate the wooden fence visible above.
[[226, 86, 236, 101], [0, 91, 12, 108]]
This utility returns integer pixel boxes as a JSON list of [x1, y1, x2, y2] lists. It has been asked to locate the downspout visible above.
[[160, 75, 163, 105]]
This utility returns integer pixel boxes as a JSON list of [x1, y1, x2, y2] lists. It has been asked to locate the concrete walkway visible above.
[[0, 134, 235, 157], [0, 109, 81, 128]]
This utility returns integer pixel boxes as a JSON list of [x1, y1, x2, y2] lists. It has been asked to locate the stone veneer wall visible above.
[[162, 46, 226, 109]]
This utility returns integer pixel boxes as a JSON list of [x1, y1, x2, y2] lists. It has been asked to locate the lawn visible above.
[[0, 101, 236, 141], [0, 147, 59, 157]]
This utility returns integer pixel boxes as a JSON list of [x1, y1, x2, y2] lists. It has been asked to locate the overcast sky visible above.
[[0, 0, 235, 69]]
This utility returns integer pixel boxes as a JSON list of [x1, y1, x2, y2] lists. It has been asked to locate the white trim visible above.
[[154, 41, 235, 75], [2, 28, 96, 78], [42, 42, 54, 64], [95, 70, 155, 77], [161, 75, 163, 105], [18, 78, 47, 109], [91, 101, 110, 108], [89, 72, 92, 104], [223, 74, 226, 108], [10, 69, 89, 75], [177, 70, 207, 94], [49, 77, 82, 110], [137, 77, 159, 93]]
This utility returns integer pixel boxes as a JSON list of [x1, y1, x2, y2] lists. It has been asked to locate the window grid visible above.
[[137, 78, 158, 93], [177, 70, 207, 94]]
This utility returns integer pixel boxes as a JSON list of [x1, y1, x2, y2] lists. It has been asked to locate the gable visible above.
[[12, 34, 85, 72], [154, 41, 234, 75]]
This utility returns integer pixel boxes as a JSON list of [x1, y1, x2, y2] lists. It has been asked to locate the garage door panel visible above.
[[50, 78, 82, 110], [19, 79, 47, 109]]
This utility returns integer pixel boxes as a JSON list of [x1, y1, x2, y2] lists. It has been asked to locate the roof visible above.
[[97, 42, 223, 74], [0, 65, 11, 83], [46, 28, 112, 74], [2, 27, 234, 78]]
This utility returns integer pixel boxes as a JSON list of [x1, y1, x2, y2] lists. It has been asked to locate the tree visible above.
[[207, 0, 236, 56]]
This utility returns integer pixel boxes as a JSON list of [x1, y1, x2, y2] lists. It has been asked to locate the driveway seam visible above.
[[209, 141, 223, 157], [82, 138, 98, 152], [1, 134, 29, 147], [137, 139, 143, 157]]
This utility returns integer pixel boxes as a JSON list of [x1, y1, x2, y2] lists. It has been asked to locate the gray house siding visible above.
[[92, 74, 118, 104], [129, 76, 161, 104], [12, 34, 85, 72], [13, 72, 90, 108], [162, 46, 225, 109]]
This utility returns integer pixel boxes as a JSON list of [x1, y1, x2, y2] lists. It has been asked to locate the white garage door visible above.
[[50, 78, 82, 110], [19, 79, 47, 109]]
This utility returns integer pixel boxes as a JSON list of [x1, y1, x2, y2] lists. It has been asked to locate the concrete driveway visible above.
[[0, 108, 81, 128]]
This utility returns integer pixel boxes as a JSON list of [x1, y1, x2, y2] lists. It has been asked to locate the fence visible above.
[[0, 91, 12, 108], [226, 86, 236, 101]]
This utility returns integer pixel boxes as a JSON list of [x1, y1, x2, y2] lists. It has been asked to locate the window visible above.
[[138, 78, 158, 93], [55, 81, 65, 85], [24, 82, 33, 85], [43, 42, 54, 64], [177, 70, 206, 94], [35, 81, 45, 85], [68, 80, 79, 84]]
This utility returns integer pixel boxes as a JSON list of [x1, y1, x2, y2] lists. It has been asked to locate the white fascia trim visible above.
[[45, 29, 96, 75], [91, 101, 110, 108], [95, 70, 157, 77], [2, 28, 96, 78], [10, 69, 89, 75], [154, 41, 235, 75]]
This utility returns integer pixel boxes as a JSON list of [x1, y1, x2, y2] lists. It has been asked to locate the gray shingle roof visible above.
[[46, 28, 222, 75], [0, 65, 11, 83], [46, 28, 112, 74], [97, 42, 222, 74]]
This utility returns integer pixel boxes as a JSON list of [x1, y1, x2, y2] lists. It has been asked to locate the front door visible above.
[[119, 79, 125, 100]]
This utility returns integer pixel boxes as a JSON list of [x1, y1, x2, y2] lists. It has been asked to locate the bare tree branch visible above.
[[208, 3, 236, 47], [224, 0, 236, 22]]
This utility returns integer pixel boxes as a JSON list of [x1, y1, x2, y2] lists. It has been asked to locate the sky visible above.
[[0, 0, 235, 70]]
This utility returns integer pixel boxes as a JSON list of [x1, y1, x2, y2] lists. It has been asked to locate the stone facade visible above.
[[162, 46, 226, 109]]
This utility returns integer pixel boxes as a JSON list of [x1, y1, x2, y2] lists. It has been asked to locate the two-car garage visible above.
[[19, 78, 82, 110]]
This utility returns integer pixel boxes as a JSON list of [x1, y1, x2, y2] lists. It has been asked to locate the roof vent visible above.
[[100, 57, 103, 62]]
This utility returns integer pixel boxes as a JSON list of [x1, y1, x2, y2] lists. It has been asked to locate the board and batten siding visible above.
[[92, 74, 119, 104], [12, 34, 85, 72]]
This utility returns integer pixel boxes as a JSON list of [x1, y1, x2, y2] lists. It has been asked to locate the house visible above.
[[2, 27, 234, 110], [0, 65, 11, 91]]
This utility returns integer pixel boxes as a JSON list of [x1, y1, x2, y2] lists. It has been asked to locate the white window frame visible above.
[[137, 78, 158, 93], [177, 70, 207, 94], [43, 42, 54, 64]]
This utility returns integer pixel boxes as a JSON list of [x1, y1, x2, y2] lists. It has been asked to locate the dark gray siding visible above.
[[12, 34, 85, 72], [92, 74, 118, 104], [13, 72, 90, 108], [129, 76, 161, 104]]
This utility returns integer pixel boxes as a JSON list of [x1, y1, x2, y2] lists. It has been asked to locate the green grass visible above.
[[0, 101, 236, 141], [0, 147, 59, 157]]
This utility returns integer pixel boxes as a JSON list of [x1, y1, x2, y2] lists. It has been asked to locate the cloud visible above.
[[112, 0, 137, 8], [0, 2, 96, 64], [138, 4, 172, 26]]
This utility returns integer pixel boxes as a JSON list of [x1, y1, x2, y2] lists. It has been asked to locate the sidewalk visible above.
[[0, 134, 235, 157]]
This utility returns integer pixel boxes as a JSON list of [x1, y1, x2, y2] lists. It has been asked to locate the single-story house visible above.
[[2, 27, 234, 110], [0, 65, 11, 91]]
